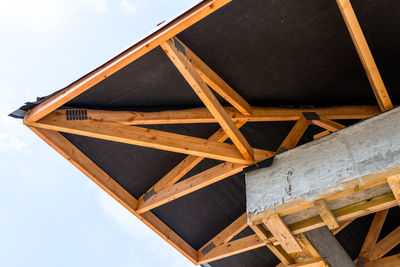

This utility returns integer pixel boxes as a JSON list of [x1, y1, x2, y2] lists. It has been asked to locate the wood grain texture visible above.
[[336, 0, 393, 111], [263, 214, 303, 254], [161, 38, 254, 161]]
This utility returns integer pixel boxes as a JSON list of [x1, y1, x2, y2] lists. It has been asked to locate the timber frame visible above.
[[22, 0, 399, 265]]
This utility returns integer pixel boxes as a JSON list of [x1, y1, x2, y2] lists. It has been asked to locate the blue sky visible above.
[[0, 1, 201, 266]]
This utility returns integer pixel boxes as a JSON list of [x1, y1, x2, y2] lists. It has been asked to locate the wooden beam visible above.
[[288, 259, 326, 267], [336, 0, 393, 112], [332, 219, 354, 235], [161, 38, 254, 161], [364, 254, 400, 267], [199, 213, 248, 257], [263, 214, 303, 254], [28, 127, 198, 264], [370, 226, 400, 260], [25, 112, 273, 165], [387, 175, 400, 205], [138, 122, 245, 204], [174, 38, 251, 115], [197, 234, 265, 264], [201, 193, 397, 264], [52, 106, 381, 125], [25, 0, 232, 122], [289, 192, 397, 236], [312, 118, 346, 132], [359, 209, 388, 260], [277, 115, 310, 153], [314, 199, 339, 230], [136, 148, 273, 213], [314, 130, 330, 140], [266, 243, 294, 265]]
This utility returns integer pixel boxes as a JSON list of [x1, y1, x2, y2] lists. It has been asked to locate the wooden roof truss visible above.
[[23, 0, 398, 265]]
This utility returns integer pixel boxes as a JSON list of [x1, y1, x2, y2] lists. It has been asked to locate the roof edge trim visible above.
[[25, 0, 232, 123]]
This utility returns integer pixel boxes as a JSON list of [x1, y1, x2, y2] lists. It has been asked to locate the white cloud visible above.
[[120, 0, 137, 15], [0, 86, 30, 152]]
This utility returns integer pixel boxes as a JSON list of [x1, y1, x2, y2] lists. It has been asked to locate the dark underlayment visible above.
[[13, 0, 400, 266]]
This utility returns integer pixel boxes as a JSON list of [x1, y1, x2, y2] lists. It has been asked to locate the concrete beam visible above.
[[246, 107, 400, 215]]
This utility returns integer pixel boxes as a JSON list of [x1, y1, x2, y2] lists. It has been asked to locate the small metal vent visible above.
[[302, 112, 320, 121], [143, 189, 155, 202], [66, 109, 88, 120], [201, 242, 215, 256], [173, 38, 186, 56]]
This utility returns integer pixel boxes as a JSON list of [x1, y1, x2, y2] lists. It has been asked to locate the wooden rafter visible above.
[[198, 234, 265, 264], [28, 127, 198, 264], [364, 254, 400, 267], [161, 38, 254, 161], [137, 122, 245, 204], [277, 115, 310, 153], [201, 193, 397, 264], [312, 118, 346, 132], [314, 130, 330, 140], [25, 112, 273, 165], [370, 226, 400, 260], [336, 0, 393, 112], [173, 37, 252, 115], [136, 148, 274, 214], [332, 219, 354, 235], [52, 105, 381, 125], [25, 0, 232, 123], [358, 209, 389, 261], [198, 213, 248, 257], [267, 243, 294, 265]]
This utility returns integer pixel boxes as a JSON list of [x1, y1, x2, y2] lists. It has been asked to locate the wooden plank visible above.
[[263, 214, 303, 254], [138, 122, 245, 204], [277, 115, 310, 152], [332, 219, 354, 235], [200, 193, 397, 264], [359, 209, 389, 260], [364, 254, 400, 267], [136, 155, 272, 213], [25, 0, 232, 122], [174, 38, 251, 115], [197, 234, 265, 264], [387, 175, 400, 205], [288, 259, 326, 267], [52, 105, 381, 125], [25, 112, 273, 165], [199, 213, 248, 256], [314, 130, 330, 140], [289, 193, 397, 235], [161, 38, 254, 161], [314, 199, 339, 230], [336, 0, 393, 112], [370, 226, 400, 260], [266, 243, 294, 265], [312, 119, 346, 132], [28, 127, 198, 264]]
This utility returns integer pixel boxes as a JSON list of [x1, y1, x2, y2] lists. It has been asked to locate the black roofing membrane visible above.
[[29, 0, 400, 265]]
